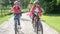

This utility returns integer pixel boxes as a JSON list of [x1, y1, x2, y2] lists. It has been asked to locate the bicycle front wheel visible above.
[[38, 20, 43, 34], [35, 19, 43, 34], [15, 20, 18, 34]]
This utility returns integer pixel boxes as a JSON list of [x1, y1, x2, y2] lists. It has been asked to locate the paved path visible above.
[[0, 13, 59, 34]]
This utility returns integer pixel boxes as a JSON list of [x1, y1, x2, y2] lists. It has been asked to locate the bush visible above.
[[39, 0, 60, 14]]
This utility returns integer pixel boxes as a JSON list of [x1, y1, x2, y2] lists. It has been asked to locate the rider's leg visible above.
[[37, 17, 41, 31], [17, 19, 21, 29], [32, 16, 34, 24], [14, 13, 18, 30], [32, 14, 35, 24], [17, 14, 21, 29], [18, 18, 20, 26]]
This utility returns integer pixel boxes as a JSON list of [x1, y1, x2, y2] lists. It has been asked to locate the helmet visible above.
[[34, 0, 39, 4], [14, 1, 19, 4]]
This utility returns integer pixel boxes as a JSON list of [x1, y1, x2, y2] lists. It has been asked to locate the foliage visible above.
[[57, 0, 60, 5], [19, 0, 30, 8], [1, 0, 9, 7], [10, 0, 16, 6], [0, 0, 15, 7], [0, 14, 13, 24], [39, 0, 60, 14]]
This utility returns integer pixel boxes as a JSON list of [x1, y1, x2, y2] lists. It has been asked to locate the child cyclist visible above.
[[13, 1, 22, 29], [27, 0, 44, 31], [29, 0, 44, 24]]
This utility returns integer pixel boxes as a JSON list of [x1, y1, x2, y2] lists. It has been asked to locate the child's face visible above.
[[15, 3, 19, 7]]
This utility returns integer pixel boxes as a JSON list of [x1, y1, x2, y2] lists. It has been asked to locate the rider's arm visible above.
[[38, 5, 44, 13], [9, 6, 14, 13], [41, 7, 45, 13], [18, 2, 23, 12], [12, 6, 15, 12], [38, 5, 41, 13], [37, 5, 43, 16]]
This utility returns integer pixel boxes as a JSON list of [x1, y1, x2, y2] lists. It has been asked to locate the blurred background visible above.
[[0, 0, 60, 33]]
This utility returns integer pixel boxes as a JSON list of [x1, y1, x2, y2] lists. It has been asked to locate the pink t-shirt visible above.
[[13, 6, 21, 14]]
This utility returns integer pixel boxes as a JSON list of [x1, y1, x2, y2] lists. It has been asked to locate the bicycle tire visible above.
[[34, 17, 39, 34], [38, 19, 43, 34], [15, 20, 18, 34], [36, 17, 39, 34], [34, 17, 43, 34]]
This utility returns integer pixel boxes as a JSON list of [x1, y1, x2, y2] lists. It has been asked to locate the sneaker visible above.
[[17, 25, 22, 29]]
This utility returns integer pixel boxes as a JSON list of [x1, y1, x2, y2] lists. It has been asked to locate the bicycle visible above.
[[32, 11, 43, 34], [14, 11, 24, 34], [14, 13, 21, 34]]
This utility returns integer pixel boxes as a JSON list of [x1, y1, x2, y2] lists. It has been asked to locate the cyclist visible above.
[[27, 0, 44, 31], [27, 2, 33, 12], [13, 1, 22, 29], [29, 0, 44, 24]]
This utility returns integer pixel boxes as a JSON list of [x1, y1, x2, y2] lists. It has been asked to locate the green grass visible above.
[[23, 9, 29, 13], [41, 14, 60, 33], [0, 14, 13, 25], [0, 10, 9, 16]]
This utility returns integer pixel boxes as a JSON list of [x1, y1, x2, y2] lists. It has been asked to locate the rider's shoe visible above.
[[17, 25, 22, 32], [17, 25, 22, 29]]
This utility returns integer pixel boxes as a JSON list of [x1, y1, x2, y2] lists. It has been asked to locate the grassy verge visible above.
[[23, 9, 29, 13], [41, 14, 60, 33], [0, 10, 9, 16], [0, 14, 13, 25]]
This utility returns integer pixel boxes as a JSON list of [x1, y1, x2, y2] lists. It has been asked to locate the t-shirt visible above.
[[13, 6, 21, 14], [35, 7, 39, 12]]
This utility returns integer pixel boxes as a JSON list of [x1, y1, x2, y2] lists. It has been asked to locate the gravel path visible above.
[[0, 13, 59, 34]]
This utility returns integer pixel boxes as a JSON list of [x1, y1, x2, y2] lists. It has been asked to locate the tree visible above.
[[1, 0, 9, 7], [1, 0, 16, 7], [10, 0, 15, 6], [39, 0, 60, 14], [19, 0, 30, 8]]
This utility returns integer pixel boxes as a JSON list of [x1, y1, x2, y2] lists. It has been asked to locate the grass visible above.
[[23, 9, 29, 13], [0, 14, 13, 25], [0, 10, 13, 25], [0, 10, 9, 16], [41, 14, 60, 33]]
